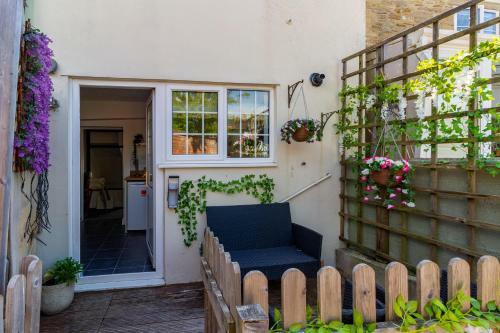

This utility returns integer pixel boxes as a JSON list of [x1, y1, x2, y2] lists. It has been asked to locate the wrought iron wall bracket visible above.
[[288, 79, 304, 108], [317, 110, 337, 141]]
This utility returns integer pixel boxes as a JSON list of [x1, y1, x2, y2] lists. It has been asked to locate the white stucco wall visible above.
[[28, 0, 366, 283]]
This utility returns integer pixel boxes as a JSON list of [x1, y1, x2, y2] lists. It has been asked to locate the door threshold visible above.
[[76, 274, 165, 292]]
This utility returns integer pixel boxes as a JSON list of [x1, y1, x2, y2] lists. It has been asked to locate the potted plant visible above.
[[280, 118, 320, 144], [41, 257, 83, 315], [360, 156, 415, 209]]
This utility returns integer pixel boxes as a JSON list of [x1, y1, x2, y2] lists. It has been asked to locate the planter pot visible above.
[[41, 282, 75, 315], [371, 169, 403, 187], [292, 127, 310, 142]]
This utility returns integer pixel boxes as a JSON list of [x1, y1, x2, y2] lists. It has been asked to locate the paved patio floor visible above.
[[40, 282, 204, 333]]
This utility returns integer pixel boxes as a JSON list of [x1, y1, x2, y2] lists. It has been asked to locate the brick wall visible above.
[[366, 0, 464, 45]]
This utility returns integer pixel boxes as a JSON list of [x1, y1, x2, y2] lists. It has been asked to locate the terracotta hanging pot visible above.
[[292, 127, 310, 142], [371, 169, 404, 187]]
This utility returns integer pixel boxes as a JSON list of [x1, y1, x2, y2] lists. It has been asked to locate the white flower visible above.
[[381, 102, 390, 120], [361, 169, 370, 175], [374, 195, 381, 200], [365, 158, 373, 164], [402, 189, 408, 194], [372, 185, 378, 191], [406, 202, 415, 208], [415, 91, 426, 119], [395, 161, 403, 167]]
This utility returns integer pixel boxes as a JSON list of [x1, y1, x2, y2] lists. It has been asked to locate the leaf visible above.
[[366, 322, 377, 333], [487, 300, 497, 311], [274, 308, 282, 323], [289, 323, 303, 332], [470, 298, 481, 310], [317, 327, 329, 333], [406, 300, 418, 313], [328, 321, 344, 330], [353, 309, 364, 328], [393, 299, 404, 318], [424, 304, 434, 318]]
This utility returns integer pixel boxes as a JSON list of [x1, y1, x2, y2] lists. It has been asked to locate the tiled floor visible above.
[[81, 209, 153, 276]]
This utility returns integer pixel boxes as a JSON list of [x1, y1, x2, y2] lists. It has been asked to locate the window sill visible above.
[[157, 161, 278, 169]]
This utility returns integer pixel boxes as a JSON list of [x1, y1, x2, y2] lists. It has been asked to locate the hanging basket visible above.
[[292, 127, 310, 142]]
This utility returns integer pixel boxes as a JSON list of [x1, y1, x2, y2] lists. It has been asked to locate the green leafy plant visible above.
[[281, 118, 321, 144], [43, 257, 83, 286], [269, 307, 376, 333], [176, 174, 275, 246], [394, 291, 500, 332]]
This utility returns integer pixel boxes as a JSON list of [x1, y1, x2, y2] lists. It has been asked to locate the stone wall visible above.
[[366, 0, 485, 46]]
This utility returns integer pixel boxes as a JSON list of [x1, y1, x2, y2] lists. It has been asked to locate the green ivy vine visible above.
[[175, 174, 275, 246]]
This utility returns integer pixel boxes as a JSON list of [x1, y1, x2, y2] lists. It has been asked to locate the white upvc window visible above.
[[166, 85, 275, 165], [455, 5, 499, 35]]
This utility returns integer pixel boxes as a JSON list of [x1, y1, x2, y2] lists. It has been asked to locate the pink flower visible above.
[[389, 193, 397, 199], [363, 197, 369, 202], [380, 162, 387, 169], [403, 166, 409, 173], [395, 188, 402, 193], [365, 185, 372, 191], [395, 176, 402, 183], [401, 201, 407, 206], [387, 204, 395, 210], [360, 176, 367, 182]]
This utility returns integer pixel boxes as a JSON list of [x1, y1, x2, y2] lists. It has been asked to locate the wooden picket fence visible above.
[[202, 228, 499, 333], [0, 255, 42, 333]]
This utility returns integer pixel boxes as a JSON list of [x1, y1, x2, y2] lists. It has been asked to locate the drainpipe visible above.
[[0, 0, 23, 294]]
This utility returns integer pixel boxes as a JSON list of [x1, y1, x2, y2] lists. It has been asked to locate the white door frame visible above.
[[69, 78, 166, 291]]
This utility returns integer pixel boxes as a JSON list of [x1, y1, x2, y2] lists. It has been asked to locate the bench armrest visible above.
[[291, 223, 322, 259]]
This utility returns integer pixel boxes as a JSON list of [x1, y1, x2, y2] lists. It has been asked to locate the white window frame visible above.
[[454, 5, 499, 35], [164, 84, 276, 167]]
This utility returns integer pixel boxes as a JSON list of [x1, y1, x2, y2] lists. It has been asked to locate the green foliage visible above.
[[175, 174, 275, 246], [394, 291, 500, 332], [269, 307, 376, 333], [336, 38, 500, 177], [281, 119, 321, 144], [43, 257, 83, 286]]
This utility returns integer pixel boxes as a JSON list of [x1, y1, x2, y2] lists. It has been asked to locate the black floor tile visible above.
[[94, 249, 122, 259], [86, 258, 118, 270], [113, 266, 144, 274], [117, 258, 146, 267], [84, 268, 115, 276]]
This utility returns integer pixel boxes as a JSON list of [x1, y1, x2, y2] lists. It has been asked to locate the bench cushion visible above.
[[229, 246, 320, 280], [206, 203, 293, 251]]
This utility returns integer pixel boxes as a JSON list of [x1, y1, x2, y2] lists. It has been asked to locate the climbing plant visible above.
[[176, 174, 275, 246], [336, 38, 500, 176]]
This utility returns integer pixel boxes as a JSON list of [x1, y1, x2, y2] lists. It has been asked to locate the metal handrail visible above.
[[279, 172, 332, 203]]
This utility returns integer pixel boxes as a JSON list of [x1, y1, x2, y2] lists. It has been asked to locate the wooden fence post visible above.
[[352, 264, 376, 323], [21, 255, 42, 333], [447, 258, 470, 310], [416, 260, 440, 315], [236, 304, 268, 333], [281, 268, 306, 329], [477, 255, 499, 310], [317, 266, 342, 323], [5, 274, 25, 333], [385, 262, 408, 321], [243, 271, 268, 315]]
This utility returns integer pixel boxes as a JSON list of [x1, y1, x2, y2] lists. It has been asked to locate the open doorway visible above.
[[80, 87, 154, 277]]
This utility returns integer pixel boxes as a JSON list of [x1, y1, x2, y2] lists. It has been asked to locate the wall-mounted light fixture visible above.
[[167, 176, 180, 208], [310, 73, 326, 87]]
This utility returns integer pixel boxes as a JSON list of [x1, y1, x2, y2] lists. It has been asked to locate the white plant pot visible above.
[[41, 282, 75, 315]]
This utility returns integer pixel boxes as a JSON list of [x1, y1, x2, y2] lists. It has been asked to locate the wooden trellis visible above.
[[339, 0, 500, 271]]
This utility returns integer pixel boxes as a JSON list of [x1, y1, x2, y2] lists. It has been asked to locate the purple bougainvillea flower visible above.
[[15, 27, 53, 174]]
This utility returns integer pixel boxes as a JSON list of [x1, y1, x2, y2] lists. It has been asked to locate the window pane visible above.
[[187, 113, 202, 133], [172, 134, 187, 155], [241, 90, 255, 114], [241, 114, 255, 133], [187, 135, 203, 154], [204, 135, 218, 155], [484, 11, 497, 34], [227, 135, 240, 157], [226, 89, 270, 159], [172, 91, 186, 111], [256, 135, 270, 158], [256, 113, 269, 135], [227, 90, 240, 114], [204, 113, 218, 134], [241, 135, 255, 158], [204, 92, 218, 113], [188, 92, 203, 111], [172, 113, 186, 133]]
